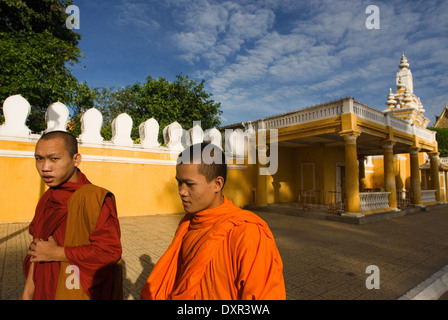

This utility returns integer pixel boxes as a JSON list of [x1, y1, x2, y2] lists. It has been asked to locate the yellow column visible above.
[[256, 164, 268, 205], [409, 148, 423, 206], [382, 141, 398, 209], [358, 155, 366, 192], [429, 152, 441, 203], [342, 134, 360, 213], [256, 133, 268, 206]]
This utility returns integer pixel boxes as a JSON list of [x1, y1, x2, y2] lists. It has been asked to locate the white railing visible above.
[[258, 98, 436, 144], [297, 190, 345, 214], [263, 101, 344, 129], [414, 125, 437, 142], [359, 192, 390, 211], [422, 190, 437, 203], [0, 94, 247, 158], [353, 102, 386, 126]]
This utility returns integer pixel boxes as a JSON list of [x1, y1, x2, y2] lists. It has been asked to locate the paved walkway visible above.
[[1, 204, 448, 300]]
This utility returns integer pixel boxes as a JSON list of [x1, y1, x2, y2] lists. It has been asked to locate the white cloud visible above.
[[119, 0, 448, 125], [171, 0, 276, 68], [116, 0, 161, 31]]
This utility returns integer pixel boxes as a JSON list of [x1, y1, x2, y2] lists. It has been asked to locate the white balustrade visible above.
[[189, 123, 204, 145], [421, 190, 436, 204], [139, 118, 159, 148], [79, 108, 104, 144], [0, 94, 438, 155], [353, 101, 386, 125], [111, 113, 133, 147], [163, 121, 185, 152], [0, 94, 31, 138], [204, 128, 222, 148], [45, 101, 69, 133], [263, 101, 344, 129], [414, 125, 436, 142], [224, 129, 248, 159], [359, 192, 390, 211]]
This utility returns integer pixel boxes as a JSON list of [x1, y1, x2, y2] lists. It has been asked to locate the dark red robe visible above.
[[23, 171, 122, 300]]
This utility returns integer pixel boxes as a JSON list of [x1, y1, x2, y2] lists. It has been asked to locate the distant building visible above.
[[222, 54, 446, 213], [434, 104, 448, 128]]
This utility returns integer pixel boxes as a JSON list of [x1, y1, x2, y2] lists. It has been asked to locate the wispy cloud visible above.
[[171, 0, 275, 68], [116, 0, 161, 33], [75, 0, 448, 126]]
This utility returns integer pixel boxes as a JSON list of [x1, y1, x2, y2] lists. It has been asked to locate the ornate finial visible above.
[[399, 53, 409, 69], [396, 76, 406, 92], [386, 88, 397, 108], [402, 87, 412, 105]]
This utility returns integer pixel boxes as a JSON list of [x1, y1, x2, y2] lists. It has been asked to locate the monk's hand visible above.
[[28, 236, 66, 262]]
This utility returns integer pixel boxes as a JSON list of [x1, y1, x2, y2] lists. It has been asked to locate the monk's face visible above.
[[35, 138, 81, 188], [176, 164, 224, 214]]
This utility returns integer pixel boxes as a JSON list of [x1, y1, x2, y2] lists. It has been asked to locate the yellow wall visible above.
[[260, 145, 345, 205], [0, 134, 442, 223], [0, 138, 254, 223], [266, 147, 296, 204]]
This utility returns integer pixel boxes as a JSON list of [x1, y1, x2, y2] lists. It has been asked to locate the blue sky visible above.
[[71, 0, 448, 127]]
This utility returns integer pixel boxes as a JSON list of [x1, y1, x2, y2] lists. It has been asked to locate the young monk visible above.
[[22, 131, 122, 300], [141, 142, 285, 300]]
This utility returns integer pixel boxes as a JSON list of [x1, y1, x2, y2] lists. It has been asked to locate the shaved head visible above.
[[177, 142, 227, 185], [38, 131, 78, 157]]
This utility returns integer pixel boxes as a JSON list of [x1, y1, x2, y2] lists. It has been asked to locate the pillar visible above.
[[429, 152, 441, 203], [342, 134, 360, 213], [255, 134, 268, 206], [382, 141, 398, 209], [256, 165, 268, 205], [409, 148, 423, 206], [358, 155, 366, 192]]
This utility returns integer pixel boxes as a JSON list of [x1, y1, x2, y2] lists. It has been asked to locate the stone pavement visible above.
[[1, 204, 448, 300]]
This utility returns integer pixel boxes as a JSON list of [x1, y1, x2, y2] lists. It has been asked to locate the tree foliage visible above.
[[69, 75, 222, 143], [136, 74, 222, 141], [0, 1, 222, 139], [428, 127, 448, 157], [0, 0, 82, 133]]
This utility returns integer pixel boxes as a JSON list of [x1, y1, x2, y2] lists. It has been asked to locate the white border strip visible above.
[[0, 149, 248, 169], [0, 149, 34, 158], [398, 265, 448, 300], [82, 154, 177, 166], [0, 149, 177, 165]]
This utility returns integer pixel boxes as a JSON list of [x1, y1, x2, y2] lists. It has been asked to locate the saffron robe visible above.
[[141, 197, 285, 300], [23, 171, 122, 300]]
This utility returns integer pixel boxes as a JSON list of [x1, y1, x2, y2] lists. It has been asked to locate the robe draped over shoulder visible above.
[[23, 171, 122, 300], [141, 197, 285, 300]]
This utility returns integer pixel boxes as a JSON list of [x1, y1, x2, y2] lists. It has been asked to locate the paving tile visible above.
[[1, 205, 448, 300]]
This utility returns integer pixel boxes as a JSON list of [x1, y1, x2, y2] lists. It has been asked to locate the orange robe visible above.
[[141, 197, 285, 300]]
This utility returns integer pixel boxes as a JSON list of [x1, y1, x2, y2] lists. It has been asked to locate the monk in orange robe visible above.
[[141, 142, 285, 300], [22, 131, 122, 300]]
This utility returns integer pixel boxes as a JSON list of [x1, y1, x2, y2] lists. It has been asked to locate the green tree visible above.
[[428, 127, 448, 157], [95, 84, 142, 141], [0, 0, 82, 133], [137, 74, 222, 142], [88, 75, 222, 143]]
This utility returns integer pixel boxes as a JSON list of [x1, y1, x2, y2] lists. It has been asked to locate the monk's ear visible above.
[[212, 176, 225, 192], [73, 153, 82, 167]]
